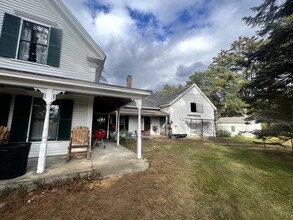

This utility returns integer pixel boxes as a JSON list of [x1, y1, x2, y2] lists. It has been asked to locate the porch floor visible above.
[[0, 141, 148, 191]]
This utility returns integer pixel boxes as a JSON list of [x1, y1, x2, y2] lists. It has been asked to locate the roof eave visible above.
[[0, 70, 151, 99], [50, 0, 106, 60]]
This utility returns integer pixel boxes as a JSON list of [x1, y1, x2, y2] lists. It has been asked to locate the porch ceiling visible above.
[[94, 96, 132, 113], [0, 69, 151, 99]]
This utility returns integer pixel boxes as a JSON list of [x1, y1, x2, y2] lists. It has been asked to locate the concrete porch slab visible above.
[[0, 141, 148, 191]]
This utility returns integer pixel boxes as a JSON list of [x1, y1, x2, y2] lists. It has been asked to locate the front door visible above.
[[144, 117, 151, 136]]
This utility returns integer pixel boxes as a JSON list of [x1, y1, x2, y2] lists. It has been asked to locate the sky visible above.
[[62, 0, 261, 91]]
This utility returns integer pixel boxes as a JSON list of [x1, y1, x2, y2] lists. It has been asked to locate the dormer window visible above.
[[0, 13, 62, 67], [18, 20, 49, 64]]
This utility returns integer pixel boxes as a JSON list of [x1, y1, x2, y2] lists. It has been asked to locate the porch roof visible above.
[[119, 107, 168, 116], [0, 69, 151, 99]]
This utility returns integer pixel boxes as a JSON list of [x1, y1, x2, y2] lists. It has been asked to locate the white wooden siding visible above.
[[0, 0, 100, 82], [2, 93, 95, 157], [170, 87, 215, 137], [217, 123, 261, 137], [128, 116, 138, 135], [150, 117, 161, 135]]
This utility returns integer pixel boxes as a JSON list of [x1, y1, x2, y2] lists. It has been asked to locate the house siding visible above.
[[128, 116, 138, 135], [150, 117, 161, 135], [0, 90, 93, 157], [170, 87, 215, 137], [29, 95, 93, 157], [217, 123, 261, 137], [0, 0, 99, 82]]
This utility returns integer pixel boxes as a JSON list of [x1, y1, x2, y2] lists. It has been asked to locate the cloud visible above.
[[176, 61, 207, 78], [62, 0, 261, 91]]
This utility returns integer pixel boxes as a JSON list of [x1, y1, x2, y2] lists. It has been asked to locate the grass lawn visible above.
[[1, 137, 293, 219]]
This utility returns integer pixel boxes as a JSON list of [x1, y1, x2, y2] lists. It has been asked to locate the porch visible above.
[[0, 140, 148, 191]]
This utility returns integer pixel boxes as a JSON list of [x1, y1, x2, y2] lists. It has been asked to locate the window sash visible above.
[[29, 98, 60, 141], [0, 13, 62, 67], [17, 20, 49, 64]]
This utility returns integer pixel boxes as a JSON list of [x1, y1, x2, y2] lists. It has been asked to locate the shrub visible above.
[[216, 129, 231, 137]]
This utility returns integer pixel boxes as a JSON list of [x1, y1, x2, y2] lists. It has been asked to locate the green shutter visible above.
[[0, 93, 12, 126], [57, 99, 73, 140], [125, 116, 129, 131], [0, 13, 21, 58], [47, 27, 62, 67], [9, 95, 32, 142]]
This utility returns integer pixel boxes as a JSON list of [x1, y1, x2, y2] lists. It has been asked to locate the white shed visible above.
[[217, 117, 262, 137]]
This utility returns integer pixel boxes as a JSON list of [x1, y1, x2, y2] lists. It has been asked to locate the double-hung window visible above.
[[8, 95, 73, 142], [18, 21, 49, 64], [0, 13, 62, 67]]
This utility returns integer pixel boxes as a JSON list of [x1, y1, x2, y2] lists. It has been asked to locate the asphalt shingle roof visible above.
[[127, 86, 191, 108]]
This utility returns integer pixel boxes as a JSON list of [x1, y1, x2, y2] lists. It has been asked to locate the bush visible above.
[[216, 130, 231, 137]]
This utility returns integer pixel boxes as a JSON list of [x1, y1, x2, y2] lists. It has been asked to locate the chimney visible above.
[[126, 75, 132, 88]]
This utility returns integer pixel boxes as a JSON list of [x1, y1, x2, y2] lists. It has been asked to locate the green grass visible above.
[[186, 144, 293, 219], [1, 137, 293, 220]]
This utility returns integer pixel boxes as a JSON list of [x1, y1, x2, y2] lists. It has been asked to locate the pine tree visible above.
[[242, 0, 293, 123]]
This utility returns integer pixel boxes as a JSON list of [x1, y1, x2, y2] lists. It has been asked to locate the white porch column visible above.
[[114, 112, 117, 141], [36, 88, 64, 174], [135, 98, 142, 159], [165, 116, 168, 136], [106, 114, 110, 139], [116, 110, 120, 146]]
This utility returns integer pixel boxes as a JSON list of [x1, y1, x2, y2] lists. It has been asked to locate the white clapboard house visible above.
[[119, 84, 217, 138], [0, 0, 150, 173]]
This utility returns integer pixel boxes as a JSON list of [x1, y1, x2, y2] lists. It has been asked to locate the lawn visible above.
[[1, 137, 293, 219]]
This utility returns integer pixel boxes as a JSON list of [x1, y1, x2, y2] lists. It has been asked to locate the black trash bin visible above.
[[0, 142, 31, 180]]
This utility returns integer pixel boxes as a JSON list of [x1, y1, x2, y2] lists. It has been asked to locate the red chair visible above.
[[93, 129, 106, 148]]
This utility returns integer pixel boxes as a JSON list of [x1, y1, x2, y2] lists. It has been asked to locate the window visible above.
[[0, 13, 62, 67], [9, 96, 73, 142], [190, 102, 197, 112], [231, 126, 235, 132], [18, 20, 49, 64], [119, 116, 129, 131], [30, 98, 60, 141], [190, 102, 204, 113]]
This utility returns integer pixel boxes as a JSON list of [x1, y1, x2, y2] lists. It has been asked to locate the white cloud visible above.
[[62, 0, 261, 91]]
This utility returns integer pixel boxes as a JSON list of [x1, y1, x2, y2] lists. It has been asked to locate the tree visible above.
[[187, 37, 259, 118], [155, 84, 184, 96], [242, 0, 293, 124]]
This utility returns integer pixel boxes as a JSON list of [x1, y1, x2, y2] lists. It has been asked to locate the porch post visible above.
[[135, 98, 142, 159], [114, 112, 117, 141], [35, 88, 64, 174], [165, 116, 168, 136], [116, 110, 120, 146], [106, 114, 110, 139]]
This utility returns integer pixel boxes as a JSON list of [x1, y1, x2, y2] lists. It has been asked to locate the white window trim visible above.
[[15, 18, 52, 66], [14, 9, 58, 27]]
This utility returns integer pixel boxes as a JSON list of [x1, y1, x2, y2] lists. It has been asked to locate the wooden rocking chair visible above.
[[0, 126, 9, 144], [67, 126, 90, 161]]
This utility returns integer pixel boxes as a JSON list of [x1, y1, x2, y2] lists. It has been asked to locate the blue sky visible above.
[[63, 0, 261, 91]]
